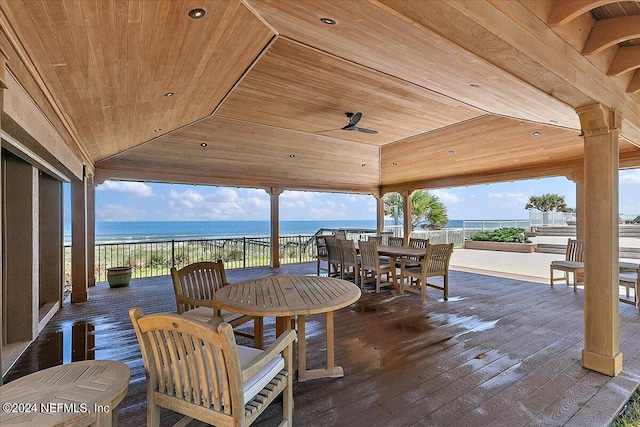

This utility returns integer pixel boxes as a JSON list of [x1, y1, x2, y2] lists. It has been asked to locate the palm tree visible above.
[[383, 190, 448, 229], [525, 193, 570, 212]]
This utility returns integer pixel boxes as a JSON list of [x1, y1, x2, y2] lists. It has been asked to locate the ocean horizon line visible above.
[[63, 218, 530, 245]]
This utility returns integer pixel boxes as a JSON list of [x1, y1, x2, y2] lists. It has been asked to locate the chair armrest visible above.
[[400, 258, 421, 269], [176, 295, 215, 309], [241, 329, 296, 382]]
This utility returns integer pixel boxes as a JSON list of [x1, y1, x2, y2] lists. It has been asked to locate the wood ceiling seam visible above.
[[0, 4, 93, 170], [256, 33, 490, 126], [97, 32, 280, 165]]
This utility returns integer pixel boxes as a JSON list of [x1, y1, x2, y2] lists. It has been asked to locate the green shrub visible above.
[[469, 227, 531, 243]]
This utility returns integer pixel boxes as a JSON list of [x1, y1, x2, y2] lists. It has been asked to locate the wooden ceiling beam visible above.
[[94, 165, 380, 195], [431, 0, 640, 145], [583, 16, 640, 55], [628, 71, 640, 94], [547, 0, 613, 26], [607, 46, 640, 77]]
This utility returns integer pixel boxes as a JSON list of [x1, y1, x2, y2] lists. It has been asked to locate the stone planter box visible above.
[[107, 266, 132, 287], [464, 240, 537, 253]]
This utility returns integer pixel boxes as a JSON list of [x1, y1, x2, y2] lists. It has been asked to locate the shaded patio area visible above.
[[5, 261, 640, 426]]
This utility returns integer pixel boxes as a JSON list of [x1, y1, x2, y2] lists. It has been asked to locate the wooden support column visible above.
[[575, 178, 586, 242], [86, 175, 95, 287], [71, 172, 89, 303], [267, 188, 282, 268], [401, 190, 412, 244], [578, 104, 623, 376], [375, 193, 385, 234]]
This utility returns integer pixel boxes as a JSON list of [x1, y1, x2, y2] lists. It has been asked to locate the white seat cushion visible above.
[[182, 307, 244, 324], [237, 345, 285, 403]]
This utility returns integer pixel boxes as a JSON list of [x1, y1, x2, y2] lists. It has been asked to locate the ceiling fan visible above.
[[317, 112, 379, 134]]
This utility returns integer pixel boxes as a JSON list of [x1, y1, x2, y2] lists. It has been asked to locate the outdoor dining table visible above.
[[213, 275, 361, 382], [376, 244, 427, 289]]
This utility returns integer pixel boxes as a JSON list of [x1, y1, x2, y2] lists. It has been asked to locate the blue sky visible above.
[[64, 169, 640, 222]]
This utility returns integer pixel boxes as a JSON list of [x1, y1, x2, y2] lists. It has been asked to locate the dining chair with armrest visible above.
[[171, 260, 263, 347], [129, 308, 295, 427], [325, 236, 343, 278], [339, 238, 361, 288], [388, 236, 404, 247], [400, 243, 454, 301], [315, 235, 332, 276], [359, 240, 392, 293], [620, 263, 639, 312], [550, 239, 584, 292]]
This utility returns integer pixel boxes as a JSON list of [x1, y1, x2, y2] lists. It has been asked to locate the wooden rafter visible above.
[[583, 15, 640, 54], [547, 0, 613, 26], [608, 46, 640, 76], [628, 70, 640, 94]]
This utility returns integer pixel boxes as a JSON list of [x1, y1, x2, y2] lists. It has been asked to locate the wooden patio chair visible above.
[[400, 243, 454, 301], [388, 236, 404, 247], [325, 236, 343, 278], [315, 235, 332, 276], [619, 263, 639, 311], [335, 230, 347, 240], [339, 238, 361, 287], [171, 260, 262, 347], [367, 235, 382, 244], [550, 238, 584, 292], [359, 240, 392, 293], [129, 308, 295, 427]]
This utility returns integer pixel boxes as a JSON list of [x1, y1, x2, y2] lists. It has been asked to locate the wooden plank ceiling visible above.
[[3, 0, 640, 194]]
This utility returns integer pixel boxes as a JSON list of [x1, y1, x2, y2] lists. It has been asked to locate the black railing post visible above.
[[243, 237, 247, 269], [298, 235, 302, 263], [171, 239, 175, 268]]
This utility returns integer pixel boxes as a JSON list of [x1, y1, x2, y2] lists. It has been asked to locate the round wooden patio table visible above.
[[213, 275, 361, 382], [0, 359, 130, 426]]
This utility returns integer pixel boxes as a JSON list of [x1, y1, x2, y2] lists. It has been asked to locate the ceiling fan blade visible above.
[[347, 112, 362, 127], [356, 127, 378, 134], [341, 124, 356, 131], [316, 128, 341, 133]]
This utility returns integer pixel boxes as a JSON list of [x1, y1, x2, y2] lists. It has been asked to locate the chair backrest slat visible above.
[[425, 243, 454, 274], [325, 237, 343, 265], [171, 261, 229, 314], [359, 240, 379, 270], [367, 235, 382, 244], [339, 239, 359, 267], [388, 236, 404, 247], [565, 239, 584, 262]]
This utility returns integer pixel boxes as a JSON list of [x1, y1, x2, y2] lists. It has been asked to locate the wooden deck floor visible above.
[[4, 262, 640, 426]]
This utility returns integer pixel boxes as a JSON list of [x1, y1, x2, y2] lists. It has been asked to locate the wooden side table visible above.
[[1, 360, 130, 426]]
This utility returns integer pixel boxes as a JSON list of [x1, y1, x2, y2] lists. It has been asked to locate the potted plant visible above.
[[106, 266, 132, 287]]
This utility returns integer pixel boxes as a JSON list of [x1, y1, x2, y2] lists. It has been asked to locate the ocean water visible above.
[[63, 219, 523, 244]]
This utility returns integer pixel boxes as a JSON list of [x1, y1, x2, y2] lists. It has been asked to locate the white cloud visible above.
[[432, 189, 462, 204], [489, 192, 529, 205], [96, 203, 146, 221], [98, 180, 152, 197], [620, 170, 640, 184]]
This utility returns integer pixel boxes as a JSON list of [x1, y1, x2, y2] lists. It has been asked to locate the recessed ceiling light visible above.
[[154, 128, 161, 132], [200, 143, 207, 147], [320, 17, 336, 25], [361, 163, 367, 167], [532, 131, 542, 137], [188, 8, 206, 19], [448, 150, 455, 154], [163, 92, 175, 97], [289, 154, 295, 158], [469, 84, 481, 88], [392, 162, 398, 166]]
